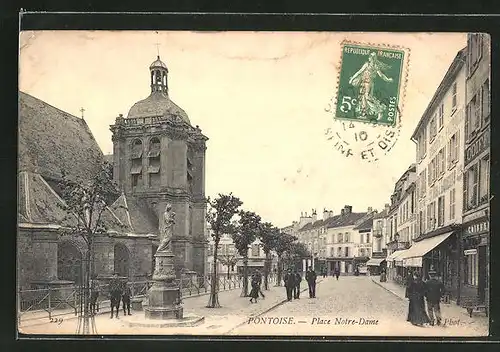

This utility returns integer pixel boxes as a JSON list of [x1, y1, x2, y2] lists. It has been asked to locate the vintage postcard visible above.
[[18, 31, 490, 337]]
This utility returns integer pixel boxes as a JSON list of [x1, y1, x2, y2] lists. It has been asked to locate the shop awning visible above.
[[402, 231, 454, 268], [386, 249, 407, 261], [366, 258, 386, 266]]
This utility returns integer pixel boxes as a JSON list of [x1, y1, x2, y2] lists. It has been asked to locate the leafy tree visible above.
[[283, 241, 311, 273], [274, 233, 297, 286], [57, 161, 122, 334], [205, 193, 242, 308], [233, 210, 261, 297], [258, 222, 278, 290]]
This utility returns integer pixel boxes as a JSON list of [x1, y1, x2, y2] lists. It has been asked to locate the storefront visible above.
[[460, 215, 489, 308], [401, 229, 460, 300], [386, 249, 408, 283], [366, 258, 386, 275]]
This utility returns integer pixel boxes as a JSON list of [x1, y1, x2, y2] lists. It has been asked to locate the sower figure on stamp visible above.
[[306, 266, 317, 298], [283, 268, 295, 301], [424, 269, 445, 326], [348, 52, 393, 120], [293, 269, 302, 299], [109, 273, 122, 319], [122, 281, 132, 316], [90, 274, 99, 316]]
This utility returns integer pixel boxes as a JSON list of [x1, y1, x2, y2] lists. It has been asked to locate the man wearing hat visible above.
[[424, 268, 445, 326], [283, 268, 295, 301], [109, 273, 123, 319]]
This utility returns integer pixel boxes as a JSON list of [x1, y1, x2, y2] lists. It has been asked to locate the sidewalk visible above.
[[19, 280, 323, 335], [370, 276, 489, 332]]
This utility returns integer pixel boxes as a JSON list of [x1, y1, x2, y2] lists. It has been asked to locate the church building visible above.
[[17, 55, 208, 291]]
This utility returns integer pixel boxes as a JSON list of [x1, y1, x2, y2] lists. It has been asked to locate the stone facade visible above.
[[110, 55, 208, 277]]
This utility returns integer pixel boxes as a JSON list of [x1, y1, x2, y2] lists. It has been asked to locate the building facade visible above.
[[110, 56, 208, 277], [461, 33, 490, 309], [406, 47, 467, 300]]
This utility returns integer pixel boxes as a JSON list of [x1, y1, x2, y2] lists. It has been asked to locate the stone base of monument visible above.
[[121, 313, 205, 328]]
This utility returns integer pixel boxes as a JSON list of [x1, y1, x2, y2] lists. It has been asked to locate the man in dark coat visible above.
[[109, 273, 122, 319], [334, 266, 340, 280], [122, 281, 132, 316], [283, 268, 295, 301], [424, 270, 445, 326], [293, 269, 302, 299], [255, 269, 265, 298], [306, 266, 317, 298], [90, 274, 100, 316]]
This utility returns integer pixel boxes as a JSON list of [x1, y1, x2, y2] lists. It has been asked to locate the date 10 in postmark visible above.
[[325, 42, 410, 162]]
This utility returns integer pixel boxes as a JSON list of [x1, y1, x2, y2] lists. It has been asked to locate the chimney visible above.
[[341, 209, 345, 216], [367, 207, 373, 213], [329, 210, 334, 218], [385, 203, 390, 213], [312, 209, 317, 222], [323, 208, 329, 220], [344, 205, 352, 214]]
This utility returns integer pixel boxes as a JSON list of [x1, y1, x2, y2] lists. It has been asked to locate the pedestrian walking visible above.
[[424, 270, 445, 326], [255, 269, 265, 299], [334, 266, 340, 280], [306, 266, 317, 298], [293, 269, 302, 299], [249, 273, 260, 303], [406, 272, 431, 326], [90, 274, 99, 316], [109, 273, 122, 319], [122, 281, 132, 316], [283, 268, 295, 301]]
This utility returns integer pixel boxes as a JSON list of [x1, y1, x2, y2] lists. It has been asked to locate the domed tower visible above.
[[110, 55, 208, 277]]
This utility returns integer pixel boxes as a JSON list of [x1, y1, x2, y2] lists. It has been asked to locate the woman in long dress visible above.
[[249, 274, 260, 303], [406, 272, 430, 326]]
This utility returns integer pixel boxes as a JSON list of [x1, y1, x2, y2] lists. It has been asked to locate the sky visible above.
[[19, 31, 467, 228]]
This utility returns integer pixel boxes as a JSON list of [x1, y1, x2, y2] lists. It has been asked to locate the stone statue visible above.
[[157, 203, 175, 252]]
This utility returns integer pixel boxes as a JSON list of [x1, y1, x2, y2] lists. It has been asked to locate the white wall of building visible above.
[[415, 59, 466, 235]]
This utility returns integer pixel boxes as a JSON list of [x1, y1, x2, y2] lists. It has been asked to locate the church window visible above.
[[131, 139, 143, 159], [147, 137, 161, 188]]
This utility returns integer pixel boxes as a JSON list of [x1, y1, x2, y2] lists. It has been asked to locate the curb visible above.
[[224, 279, 325, 335], [370, 278, 405, 301]]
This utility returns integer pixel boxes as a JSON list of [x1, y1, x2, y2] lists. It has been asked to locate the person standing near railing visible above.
[[109, 273, 122, 319], [122, 281, 132, 316], [90, 274, 100, 316]]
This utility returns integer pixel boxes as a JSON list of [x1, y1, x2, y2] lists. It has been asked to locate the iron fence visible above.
[[18, 273, 274, 325]]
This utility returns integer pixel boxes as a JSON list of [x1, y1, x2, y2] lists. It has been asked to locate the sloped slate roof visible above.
[[354, 217, 374, 231], [110, 194, 159, 235], [326, 212, 367, 228], [19, 92, 104, 182], [373, 209, 388, 219], [18, 171, 127, 232]]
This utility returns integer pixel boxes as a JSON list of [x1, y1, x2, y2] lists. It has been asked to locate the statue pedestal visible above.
[[145, 249, 183, 320]]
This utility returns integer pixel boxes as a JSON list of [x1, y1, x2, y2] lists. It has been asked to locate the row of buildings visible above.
[[285, 34, 490, 312]]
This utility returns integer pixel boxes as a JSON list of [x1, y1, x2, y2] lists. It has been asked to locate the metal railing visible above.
[[18, 273, 278, 325]]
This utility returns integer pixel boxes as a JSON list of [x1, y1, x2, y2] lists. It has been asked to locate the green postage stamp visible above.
[[335, 43, 405, 126], [326, 41, 409, 162]]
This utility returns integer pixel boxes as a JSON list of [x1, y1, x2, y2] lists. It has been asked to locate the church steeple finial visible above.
[[149, 44, 169, 95]]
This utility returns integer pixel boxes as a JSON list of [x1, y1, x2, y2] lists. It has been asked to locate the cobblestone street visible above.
[[19, 282, 304, 336], [19, 277, 487, 337], [230, 276, 489, 336]]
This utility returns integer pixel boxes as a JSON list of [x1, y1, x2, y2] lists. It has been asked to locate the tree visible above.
[[258, 222, 278, 290], [205, 193, 242, 308], [283, 241, 311, 273], [57, 161, 121, 334], [274, 233, 297, 286], [233, 210, 261, 297], [218, 253, 238, 279]]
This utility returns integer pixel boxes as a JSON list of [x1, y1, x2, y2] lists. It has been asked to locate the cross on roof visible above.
[[80, 107, 85, 119]]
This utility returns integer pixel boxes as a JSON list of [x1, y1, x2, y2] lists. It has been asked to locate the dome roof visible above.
[[150, 56, 168, 70], [126, 91, 190, 124]]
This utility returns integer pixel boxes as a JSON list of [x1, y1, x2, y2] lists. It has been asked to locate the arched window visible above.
[[57, 242, 83, 285], [147, 137, 161, 187], [131, 139, 143, 159]]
